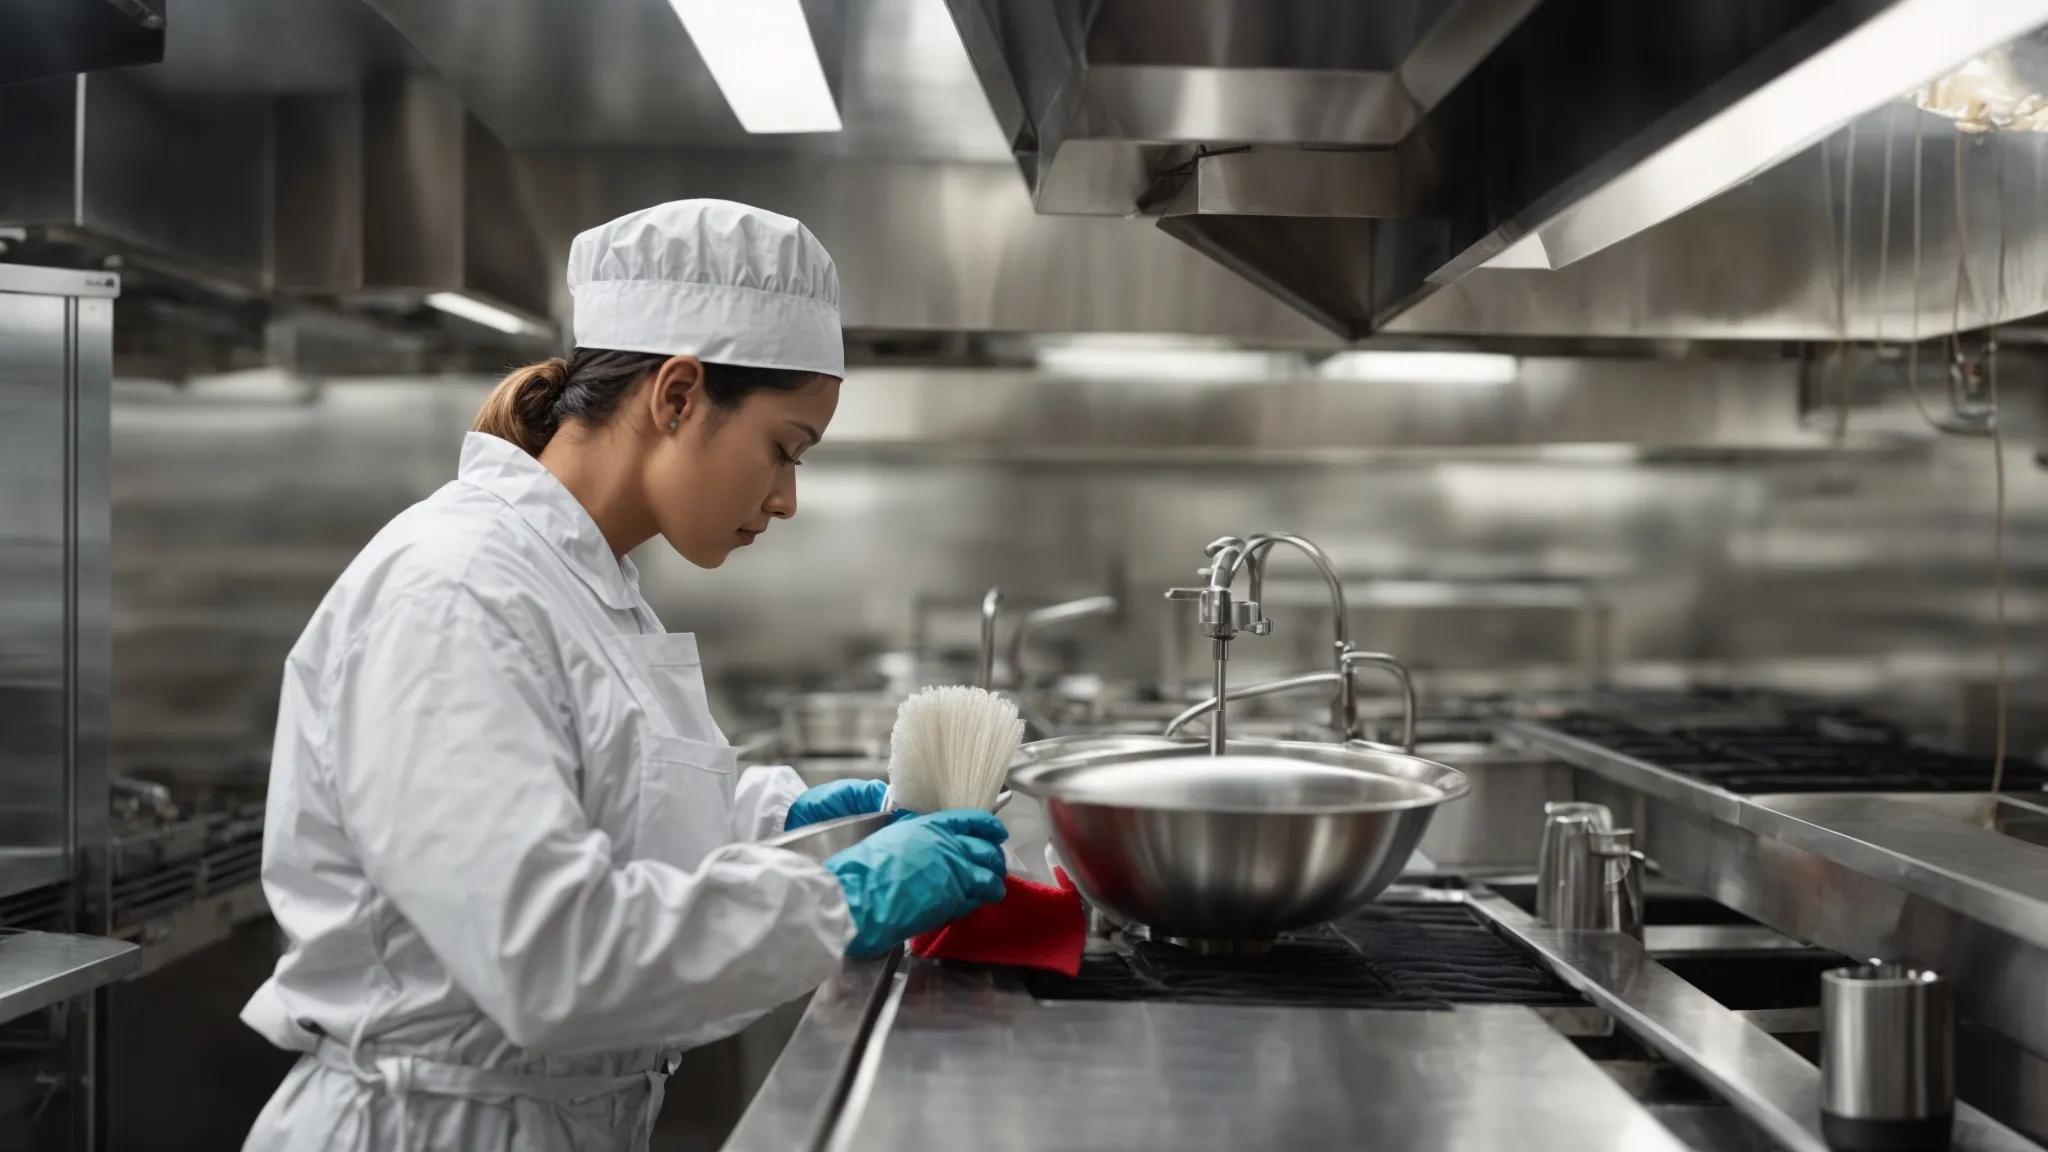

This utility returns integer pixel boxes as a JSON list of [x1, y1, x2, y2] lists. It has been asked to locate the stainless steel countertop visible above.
[[818, 966, 1690, 1152], [727, 912, 1695, 1152], [725, 956, 894, 1152], [1501, 719, 2048, 952], [0, 929, 142, 1027], [727, 883, 2042, 1152], [1468, 892, 2034, 1152]]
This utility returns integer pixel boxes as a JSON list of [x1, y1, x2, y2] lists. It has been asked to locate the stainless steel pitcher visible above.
[[1536, 801, 1613, 929], [1588, 826, 1644, 941]]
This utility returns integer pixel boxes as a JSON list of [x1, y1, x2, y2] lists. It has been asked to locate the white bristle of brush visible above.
[[886, 686, 1024, 814]]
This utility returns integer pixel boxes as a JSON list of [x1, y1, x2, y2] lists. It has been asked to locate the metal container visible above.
[[1588, 827, 1643, 941], [1536, 801, 1614, 929], [1413, 742, 1576, 872], [1821, 963, 1954, 1152], [1009, 737, 1469, 949], [776, 691, 903, 758]]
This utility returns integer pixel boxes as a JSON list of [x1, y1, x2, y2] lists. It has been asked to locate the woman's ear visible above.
[[648, 356, 706, 433]]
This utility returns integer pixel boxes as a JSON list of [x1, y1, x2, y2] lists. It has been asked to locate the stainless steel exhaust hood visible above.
[[0, 0, 164, 89], [0, 68, 554, 369], [272, 73, 552, 332], [944, 0, 2048, 339]]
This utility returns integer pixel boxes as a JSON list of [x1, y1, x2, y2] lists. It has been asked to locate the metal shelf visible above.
[[0, 931, 140, 1028]]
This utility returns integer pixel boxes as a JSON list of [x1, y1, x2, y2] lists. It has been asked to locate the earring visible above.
[[668, 418, 678, 430]]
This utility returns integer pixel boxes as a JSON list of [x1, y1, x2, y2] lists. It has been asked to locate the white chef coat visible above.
[[241, 431, 856, 1152]]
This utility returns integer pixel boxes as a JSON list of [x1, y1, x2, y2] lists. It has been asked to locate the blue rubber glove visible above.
[[785, 779, 889, 831], [823, 810, 1009, 959]]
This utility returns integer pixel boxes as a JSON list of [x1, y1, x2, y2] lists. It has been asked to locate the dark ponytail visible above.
[[473, 348, 824, 455]]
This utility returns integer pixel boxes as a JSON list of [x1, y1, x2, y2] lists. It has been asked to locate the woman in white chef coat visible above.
[[240, 200, 1010, 1152]]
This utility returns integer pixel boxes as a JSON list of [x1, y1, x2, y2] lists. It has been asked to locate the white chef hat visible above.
[[567, 199, 844, 378]]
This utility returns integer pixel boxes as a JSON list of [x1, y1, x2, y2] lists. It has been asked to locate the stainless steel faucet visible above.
[[1161, 650, 1417, 753], [1165, 536, 1271, 755], [977, 586, 1003, 689], [1001, 594, 1120, 689], [1242, 533, 1353, 736], [1163, 534, 1410, 755]]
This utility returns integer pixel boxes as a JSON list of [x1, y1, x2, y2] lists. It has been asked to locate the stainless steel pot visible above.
[[776, 691, 903, 758], [1010, 737, 1469, 949]]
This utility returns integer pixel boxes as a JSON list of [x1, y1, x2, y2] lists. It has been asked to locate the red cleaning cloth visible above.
[[910, 869, 1088, 977]]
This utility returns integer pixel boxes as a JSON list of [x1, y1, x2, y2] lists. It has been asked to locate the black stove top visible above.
[[1552, 708, 2048, 795], [1021, 902, 1581, 1010]]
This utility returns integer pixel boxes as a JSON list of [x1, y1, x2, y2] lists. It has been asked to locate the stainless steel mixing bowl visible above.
[[1010, 737, 1470, 948]]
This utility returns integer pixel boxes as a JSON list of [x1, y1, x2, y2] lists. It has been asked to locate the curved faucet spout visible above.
[[1244, 534, 1352, 734], [1341, 651, 1416, 753], [1202, 536, 1252, 590], [977, 587, 1003, 689], [1002, 595, 1119, 688], [1163, 671, 1343, 739]]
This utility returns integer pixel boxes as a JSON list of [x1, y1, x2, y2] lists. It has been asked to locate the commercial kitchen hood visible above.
[[0, 0, 164, 89], [0, 68, 554, 370], [270, 73, 552, 331], [942, 0, 2048, 339]]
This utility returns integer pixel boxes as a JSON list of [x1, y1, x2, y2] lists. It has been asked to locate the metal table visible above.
[[727, 884, 2040, 1152], [0, 930, 141, 1026], [733, 961, 1691, 1152], [1500, 717, 2048, 1144]]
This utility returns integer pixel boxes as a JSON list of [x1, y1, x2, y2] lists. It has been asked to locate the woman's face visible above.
[[638, 357, 840, 569]]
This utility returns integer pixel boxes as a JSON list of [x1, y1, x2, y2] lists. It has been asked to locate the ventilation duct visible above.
[[0, 0, 164, 89], [944, 0, 2048, 339], [0, 70, 553, 371], [271, 73, 552, 332]]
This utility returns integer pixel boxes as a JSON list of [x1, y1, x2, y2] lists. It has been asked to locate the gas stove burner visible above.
[[1022, 902, 1581, 1010], [1555, 709, 2048, 795]]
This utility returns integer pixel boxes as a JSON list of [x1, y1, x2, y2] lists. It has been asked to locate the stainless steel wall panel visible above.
[[0, 75, 84, 229], [0, 265, 116, 909], [0, 290, 75, 900], [73, 293, 114, 938], [0, 264, 117, 1151], [106, 357, 2048, 777]]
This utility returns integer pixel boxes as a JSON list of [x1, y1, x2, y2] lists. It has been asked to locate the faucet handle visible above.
[[1230, 599, 1270, 635], [1165, 587, 1207, 602]]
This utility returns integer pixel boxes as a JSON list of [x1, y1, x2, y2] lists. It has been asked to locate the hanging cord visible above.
[[1839, 122, 1857, 439], [1987, 131, 2009, 808], [1949, 129, 2011, 810], [1818, 126, 1857, 443], [1904, 113, 1943, 427], [1951, 130, 1973, 366], [1939, 126, 2012, 814], [1873, 106, 1896, 359], [1895, 116, 2009, 811]]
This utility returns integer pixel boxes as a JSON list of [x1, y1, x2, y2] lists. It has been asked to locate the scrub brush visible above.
[[886, 686, 1024, 813]]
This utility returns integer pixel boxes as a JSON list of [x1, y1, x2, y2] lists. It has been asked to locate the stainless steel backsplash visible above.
[[111, 358, 2047, 779]]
